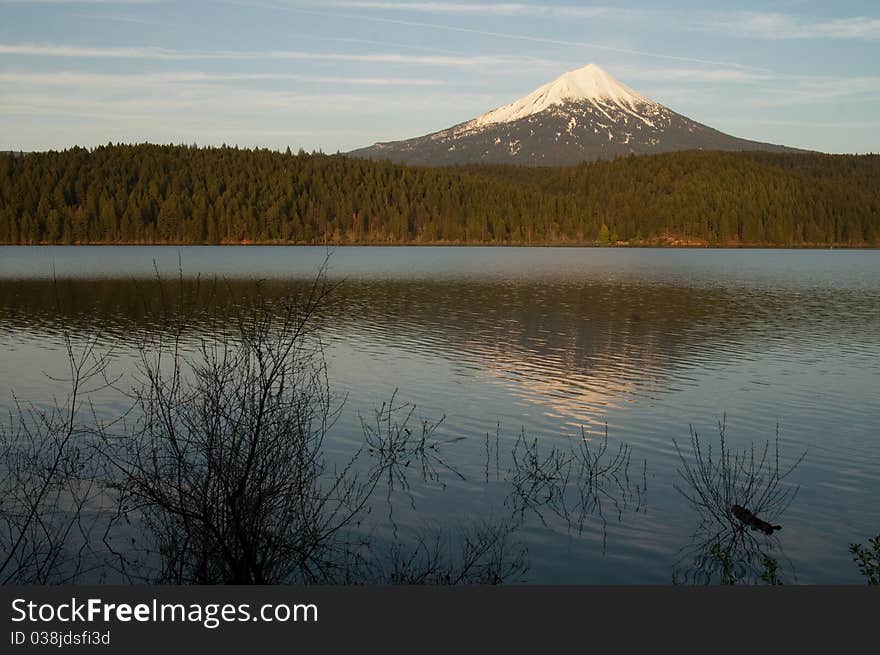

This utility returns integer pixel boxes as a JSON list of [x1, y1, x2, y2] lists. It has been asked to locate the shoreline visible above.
[[1, 242, 877, 250]]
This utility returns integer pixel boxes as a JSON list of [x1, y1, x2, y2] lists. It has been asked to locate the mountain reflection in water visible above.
[[1, 247, 878, 583]]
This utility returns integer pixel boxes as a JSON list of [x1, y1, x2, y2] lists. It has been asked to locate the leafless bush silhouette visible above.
[[95, 267, 396, 584], [0, 268, 535, 585], [503, 424, 647, 541], [84, 260, 532, 585], [383, 522, 528, 585], [362, 391, 463, 517], [673, 418, 805, 584], [0, 330, 107, 583], [2, 261, 651, 585]]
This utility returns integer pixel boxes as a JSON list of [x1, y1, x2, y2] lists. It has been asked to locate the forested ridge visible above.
[[1, 143, 878, 246]]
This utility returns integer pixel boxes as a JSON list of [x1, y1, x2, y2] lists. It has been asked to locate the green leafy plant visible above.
[[849, 536, 880, 585], [710, 542, 744, 585], [760, 557, 783, 585]]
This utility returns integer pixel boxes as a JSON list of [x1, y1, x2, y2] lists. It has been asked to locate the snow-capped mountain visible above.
[[348, 64, 802, 166]]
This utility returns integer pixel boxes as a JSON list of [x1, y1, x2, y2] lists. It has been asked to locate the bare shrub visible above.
[[2, 264, 646, 586], [383, 522, 528, 585], [96, 269, 388, 583], [673, 418, 805, 584], [93, 266, 527, 585], [360, 391, 466, 535], [503, 424, 647, 541], [0, 331, 107, 583]]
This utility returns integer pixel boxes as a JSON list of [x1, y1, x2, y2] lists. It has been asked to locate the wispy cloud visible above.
[[640, 72, 880, 111], [0, 81, 499, 152], [750, 76, 880, 106], [313, 2, 880, 41], [0, 70, 452, 87], [621, 67, 880, 104], [616, 66, 772, 84], [716, 118, 880, 128], [322, 1, 636, 19], [256, 3, 767, 71], [0, 43, 545, 67], [0, 66, 496, 117], [710, 12, 880, 40], [0, 0, 157, 4], [71, 12, 158, 24]]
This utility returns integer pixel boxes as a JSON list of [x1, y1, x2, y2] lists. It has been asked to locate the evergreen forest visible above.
[[1, 144, 877, 246]]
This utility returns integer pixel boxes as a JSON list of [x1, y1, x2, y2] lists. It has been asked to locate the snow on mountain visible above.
[[348, 64, 803, 166], [472, 64, 657, 128]]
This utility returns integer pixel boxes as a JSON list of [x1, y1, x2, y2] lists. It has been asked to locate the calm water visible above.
[[1, 246, 878, 583]]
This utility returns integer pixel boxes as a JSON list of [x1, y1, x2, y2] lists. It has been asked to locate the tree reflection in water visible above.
[[1, 273, 648, 585]]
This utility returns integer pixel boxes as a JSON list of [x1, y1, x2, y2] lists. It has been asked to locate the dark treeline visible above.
[[1, 143, 878, 246]]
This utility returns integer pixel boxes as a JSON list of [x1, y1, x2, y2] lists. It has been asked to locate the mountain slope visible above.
[[349, 64, 803, 166]]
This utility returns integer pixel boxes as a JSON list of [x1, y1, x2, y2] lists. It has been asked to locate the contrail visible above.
[[226, 1, 770, 72]]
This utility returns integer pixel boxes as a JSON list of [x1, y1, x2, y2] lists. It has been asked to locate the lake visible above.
[[1, 246, 878, 584]]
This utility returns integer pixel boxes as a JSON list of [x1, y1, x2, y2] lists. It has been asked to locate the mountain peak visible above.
[[553, 64, 649, 104], [471, 63, 655, 128], [349, 63, 803, 166]]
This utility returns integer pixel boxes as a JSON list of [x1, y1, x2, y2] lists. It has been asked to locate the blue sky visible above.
[[1, 0, 878, 153]]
